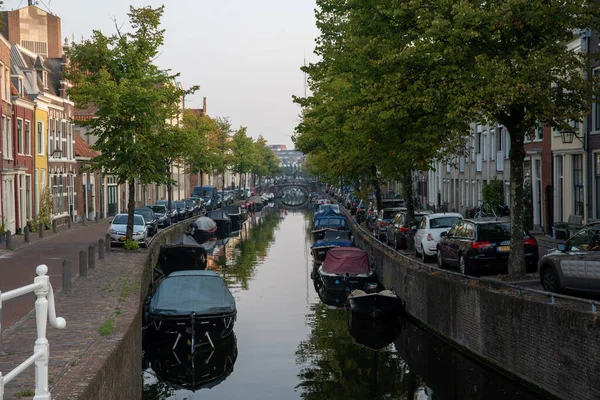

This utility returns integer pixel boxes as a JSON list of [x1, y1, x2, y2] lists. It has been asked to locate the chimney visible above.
[[203, 97, 207, 116]]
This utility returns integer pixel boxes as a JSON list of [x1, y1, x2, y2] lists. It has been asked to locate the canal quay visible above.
[[142, 203, 554, 400]]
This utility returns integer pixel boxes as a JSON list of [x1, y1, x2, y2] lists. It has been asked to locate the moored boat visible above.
[[207, 210, 232, 238], [158, 234, 208, 276], [317, 247, 378, 293], [312, 215, 348, 242], [347, 289, 401, 318], [189, 216, 217, 243], [145, 270, 237, 353], [348, 310, 402, 351], [311, 230, 353, 264], [222, 205, 245, 231]]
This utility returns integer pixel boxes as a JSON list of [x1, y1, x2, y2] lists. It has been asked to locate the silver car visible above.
[[538, 224, 600, 293], [107, 213, 148, 247]]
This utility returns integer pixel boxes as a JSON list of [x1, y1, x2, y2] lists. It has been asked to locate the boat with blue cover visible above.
[[311, 229, 354, 264], [311, 215, 349, 242]]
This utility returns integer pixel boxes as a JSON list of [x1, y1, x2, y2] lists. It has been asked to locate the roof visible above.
[[74, 134, 99, 158]]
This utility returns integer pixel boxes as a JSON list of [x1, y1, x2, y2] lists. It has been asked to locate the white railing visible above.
[[0, 265, 66, 400]]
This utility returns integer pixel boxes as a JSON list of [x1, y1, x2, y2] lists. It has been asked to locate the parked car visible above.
[[216, 193, 223, 209], [134, 207, 158, 236], [191, 185, 219, 211], [187, 197, 205, 215], [414, 213, 463, 262], [223, 191, 234, 205], [373, 207, 404, 241], [173, 201, 191, 220], [146, 204, 171, 228], [107, 213, 148, 247], [436, 218, 539, 276], [184, 199, 198, 216], [155, 200, 178, 223], [538, 223, 600, 293], [387, 210, 432, 250], [381, 198, 404, 209]]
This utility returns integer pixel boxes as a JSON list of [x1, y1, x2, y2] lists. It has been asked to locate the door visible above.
[[107, 185, 118, 217]]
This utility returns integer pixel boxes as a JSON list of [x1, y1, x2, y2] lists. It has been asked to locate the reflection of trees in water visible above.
[[295, 302, 410, 400], [218, 212, 283, 290], [282, 187, 308, 206]]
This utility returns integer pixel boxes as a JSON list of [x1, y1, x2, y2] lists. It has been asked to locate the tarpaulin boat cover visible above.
[[207, 210, 230, 220], [314, 205, 341, 220], [149, 270, 236, 316], [167, 234, 203, 248], [314, 216, 347, 228], [193, 217, 217, 232], [311, 230, 353, 248], [322, 247, 370, 274]]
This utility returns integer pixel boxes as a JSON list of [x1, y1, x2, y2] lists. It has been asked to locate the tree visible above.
[[67, 6, 191, 240], [229, 127, 255, 191]]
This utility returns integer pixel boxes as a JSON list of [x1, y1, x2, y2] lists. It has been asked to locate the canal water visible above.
[[142, 207, 553, 400]]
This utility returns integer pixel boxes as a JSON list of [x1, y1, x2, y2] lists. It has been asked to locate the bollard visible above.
[[98, 239, 105, 259], [52, 219, 57, 233], [88, 245, 96, 269], [62, 259, 72, 293], [68, 217, 72, 229], [79, 250, 88, 277], [105, 233, 112, 253], [39, 222, 44, 238], [5, 230, 11, 249], [24, 225, 29, 243], [95, 215, 99, 224]]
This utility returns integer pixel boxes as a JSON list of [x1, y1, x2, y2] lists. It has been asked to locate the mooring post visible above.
[[105, 233, 111, 253], [95, 214, 99, 223], [62, 259, 72, 293], [24, 225, 29, 243], [39, 222, 44, 239], [68, 217, 72, 229], [98, 239, 105, 259], [88, 245, 96, 269], [5, 230, 11, 250], [52, 219, 57, 233], [79, 250, 88, 277]]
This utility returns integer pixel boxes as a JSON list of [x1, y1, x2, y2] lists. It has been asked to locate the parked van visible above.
[[191, 185, 219, 211]]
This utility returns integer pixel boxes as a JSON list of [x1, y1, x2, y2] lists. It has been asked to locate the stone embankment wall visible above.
[[350, 220, 600, 400], [78, 220, 193, 400]]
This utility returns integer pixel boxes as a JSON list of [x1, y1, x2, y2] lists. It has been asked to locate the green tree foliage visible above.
[[67, 6, 191, 239], [181, 109, 217, 176], [230, 127, 256, 189], [481, 178, 504, 215]]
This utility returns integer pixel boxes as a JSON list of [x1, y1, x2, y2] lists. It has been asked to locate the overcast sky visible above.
[[5, 0, 320, 149]]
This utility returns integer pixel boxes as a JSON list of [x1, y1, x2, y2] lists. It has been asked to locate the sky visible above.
[[4, 0, 320, 149]]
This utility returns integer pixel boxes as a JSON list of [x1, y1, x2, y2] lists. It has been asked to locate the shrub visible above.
[[124, 239, 139, 250], [38, 187, 53, 229]]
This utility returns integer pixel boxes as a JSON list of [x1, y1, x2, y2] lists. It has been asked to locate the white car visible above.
[[107, 213, 148, 247], [414, 213, 463, 262]]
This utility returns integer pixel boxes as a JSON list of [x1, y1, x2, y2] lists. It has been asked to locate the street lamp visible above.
[[560, 129, 584, 145]]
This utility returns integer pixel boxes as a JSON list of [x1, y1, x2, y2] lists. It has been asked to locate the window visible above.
[[482, 132, 487, 161], [491, 131, 496, 160], [573, 154, 584, 216], [17, 119, 23, 155], [48, 118, 53, 156], [24, 121, 30, 155], [0, 64, 4, 101], [6, 117, 12, 160], [535, 121, 543, 141], [37, 121, 43, 155], [498, 127, 503, 151]]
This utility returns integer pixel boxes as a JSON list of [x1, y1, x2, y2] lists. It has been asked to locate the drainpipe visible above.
[[33, 103, 37, 218]]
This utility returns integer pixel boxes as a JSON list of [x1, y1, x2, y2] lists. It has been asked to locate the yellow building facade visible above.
[[34, 97, 49, 215]]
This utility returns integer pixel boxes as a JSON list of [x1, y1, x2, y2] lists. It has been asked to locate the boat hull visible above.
[[318, 272, 377, 293], [191, 230, 216, 244], [347, 292, 401, 318], [311, 245, 333, 264], [159, 245, 207, 276], [228, 214, 244, 231], [214, 219, 232, 238]]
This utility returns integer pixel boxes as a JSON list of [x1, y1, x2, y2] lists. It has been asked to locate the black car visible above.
[[146, 204, 171, 228], [387, 210, 431, 250], [188, 197, 206, 215], [373, 207, 404, 241], [184, 199, 199, 216], [223, 191, 234, 205], [155, 200, 178, 223], [173, 201, 191, 221], [436, 218, 539, 276], [134, 207, 159, 236]]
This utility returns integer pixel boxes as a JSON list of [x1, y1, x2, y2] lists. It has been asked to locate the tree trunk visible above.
[[371, 165, 382, 212], [167, 164, 173, 212], [403, 172, 416, 251], [507, 127, 526, 277], [126, 179, 136, 240]]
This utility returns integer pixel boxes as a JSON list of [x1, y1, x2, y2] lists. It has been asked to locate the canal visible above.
[[142, 207, 554, 400]]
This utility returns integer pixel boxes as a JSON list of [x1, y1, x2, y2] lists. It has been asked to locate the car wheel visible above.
[[437, 248, 447, 269], [459, 255, 470, 275], [421, 245, 429, 262], [541, 266, 560, 293]]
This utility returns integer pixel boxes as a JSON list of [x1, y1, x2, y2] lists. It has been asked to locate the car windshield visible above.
[[174, 201, 185, 208], [112, 215, 143, 225], [382, 200, 403, 208], [430, 217, 461, 229], [185, 200, 194, 206], [147, 206, 165, 214], [567, 228, 600, 251], [201, 188, 213, 197], [382, 210, 399, 220], [134, 209, 152, 220], [477, 223, 511, 240]]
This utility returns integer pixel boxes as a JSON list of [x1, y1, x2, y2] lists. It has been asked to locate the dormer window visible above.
[[42, 71, 48, 89], [17, 77, 23, 96]]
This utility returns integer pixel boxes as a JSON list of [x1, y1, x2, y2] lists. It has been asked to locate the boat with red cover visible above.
[[317, 247, 378, 293]]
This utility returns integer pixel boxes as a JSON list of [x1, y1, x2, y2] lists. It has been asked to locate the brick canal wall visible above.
[[350, 220, 600, 400], [75, 220, 194, 400]]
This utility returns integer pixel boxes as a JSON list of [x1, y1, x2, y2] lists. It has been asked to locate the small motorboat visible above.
[[311, 229, 354, 264], [143, 332, 238, 391], [348, 310, 402, 351], [318, 247, 378, 293], [317, 284, 350, 309], [347, 289, 401, 318], [158, 234, 208, 276], [207, 210, 232, 238], [145, 270, 236, 354], [222, 205, 245, 231], [311, 215, 348, 242], [189, 216, 217, 243], [312, 204, 341, 225]]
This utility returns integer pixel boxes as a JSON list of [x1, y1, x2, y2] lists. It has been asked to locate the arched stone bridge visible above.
[[265, 180, 320, 197]]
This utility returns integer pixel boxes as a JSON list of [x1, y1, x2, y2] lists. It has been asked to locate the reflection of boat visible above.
[[222, 205, 245, 231], [311, 230, 353, 264], [207, 210, 232, 238], [145, 271, 237, 353], [317, 284, 350, 309], [144, 332, 238, 391], [347, 289, 401, 318], [348, 311, 402, 351], [318, 247, 378, 293], [189, 217, 217, 243], [312, 216, 348, 242], [158, 234, 207, 276]]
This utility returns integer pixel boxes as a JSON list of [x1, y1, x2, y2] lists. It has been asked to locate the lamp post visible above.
[[560, 129, 584, 145]]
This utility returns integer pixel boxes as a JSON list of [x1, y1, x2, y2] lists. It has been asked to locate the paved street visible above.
[[0, 221, 110, 330]]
